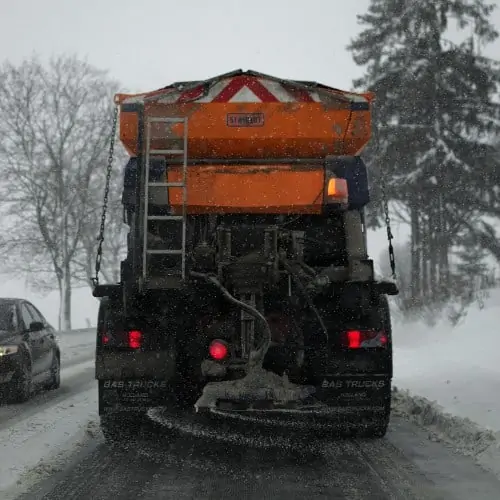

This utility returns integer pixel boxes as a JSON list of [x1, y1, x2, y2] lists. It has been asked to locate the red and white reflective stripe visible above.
[[122, 73, 370, 106], [157, 76, 322, 104]]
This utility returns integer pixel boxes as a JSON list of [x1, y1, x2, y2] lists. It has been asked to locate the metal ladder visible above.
[[142, 116, 188, 286]]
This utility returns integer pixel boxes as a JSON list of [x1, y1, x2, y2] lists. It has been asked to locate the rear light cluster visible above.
[[342, 330, 388, 349], [206, 332, 386, 360], [101, 329, 143, 349]]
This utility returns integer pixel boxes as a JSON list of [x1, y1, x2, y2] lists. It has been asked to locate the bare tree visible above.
[[0, 54, 120, 330]]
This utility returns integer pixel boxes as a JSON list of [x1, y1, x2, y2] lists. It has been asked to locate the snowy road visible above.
[[1, 327, 500, 499], [0, 329, 97, 499], [13, 412, 500, 500]]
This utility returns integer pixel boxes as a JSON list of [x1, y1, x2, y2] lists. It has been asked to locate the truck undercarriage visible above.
[[92, 70, 398, 443]]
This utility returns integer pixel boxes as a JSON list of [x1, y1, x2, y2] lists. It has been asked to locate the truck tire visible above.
[[100, 411, 147, 444], [362, 414, 390, 438], [359, 294, 392, 438]]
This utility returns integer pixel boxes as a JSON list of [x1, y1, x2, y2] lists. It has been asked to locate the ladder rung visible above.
[[148, 117, 186, 124], [147, 215, 183, 221], [149, 149, 184, 155], [146, 249, 183, 255], [148, 182, 185, 187]]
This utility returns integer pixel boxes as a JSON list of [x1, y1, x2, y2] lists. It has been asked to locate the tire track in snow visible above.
[[19, 412, 445, 500]]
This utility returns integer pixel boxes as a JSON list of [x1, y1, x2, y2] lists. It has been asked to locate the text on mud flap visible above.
[[321, 380, 386, 389], [103, 381, 168, 389]]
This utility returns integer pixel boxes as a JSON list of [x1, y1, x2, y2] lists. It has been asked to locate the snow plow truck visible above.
[[92, 69, 398, 442]]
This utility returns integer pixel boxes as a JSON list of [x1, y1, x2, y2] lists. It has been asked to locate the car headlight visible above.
[[0, 345, 19, 357]]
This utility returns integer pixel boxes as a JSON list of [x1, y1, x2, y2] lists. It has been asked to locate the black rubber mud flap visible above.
[[363, 409, 390, 438], [316, 375, 391, 410], [314, 374, 392, 437], [98, 379, 171, 413], [98, 381, 155, 444]]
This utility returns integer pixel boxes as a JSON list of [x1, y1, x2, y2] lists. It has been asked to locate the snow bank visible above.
[[0, 387, 98, 500], [392, 387, 500, 479], [393, 288, 500, 431], [392, 288, 500, 478]]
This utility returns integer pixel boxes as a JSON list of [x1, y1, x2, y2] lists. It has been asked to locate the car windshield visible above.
[[0, 303, 15, 331]]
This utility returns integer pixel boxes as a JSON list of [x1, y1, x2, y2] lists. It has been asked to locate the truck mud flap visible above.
[[314, 374, 391, 412], [98, 380, 170, 414]]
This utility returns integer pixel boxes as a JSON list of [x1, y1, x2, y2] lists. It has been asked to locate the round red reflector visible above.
[[209, 340, 228, 360]]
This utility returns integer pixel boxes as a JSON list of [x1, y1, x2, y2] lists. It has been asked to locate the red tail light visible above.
[[128, 330, 143, 349], [209, 339, 229, 360], [343, 330, 388, 349]]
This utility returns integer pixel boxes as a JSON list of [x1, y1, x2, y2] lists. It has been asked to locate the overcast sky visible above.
[[1, 0, 499, 327], [1, 0, 375, 91], [3, 0, 499, 93]]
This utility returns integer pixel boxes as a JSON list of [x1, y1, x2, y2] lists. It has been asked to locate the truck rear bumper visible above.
[[196, 373, 391, 416]]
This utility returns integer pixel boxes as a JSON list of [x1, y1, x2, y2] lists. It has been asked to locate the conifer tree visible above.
[[348, 0, 500, 314]]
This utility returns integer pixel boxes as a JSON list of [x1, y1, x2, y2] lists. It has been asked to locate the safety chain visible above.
[[92, 105, 119, 288], [379, 166, 396, 280]]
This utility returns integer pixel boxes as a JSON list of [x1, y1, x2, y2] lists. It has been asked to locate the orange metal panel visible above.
[[163, 164, 325, 214], [119, 103, 370, 159]]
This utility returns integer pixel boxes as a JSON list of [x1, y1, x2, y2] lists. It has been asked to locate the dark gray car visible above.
[[0, 298, 61, 403]]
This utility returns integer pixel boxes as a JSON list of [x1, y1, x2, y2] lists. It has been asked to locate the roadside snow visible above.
[[0, 328, 98, 499], [393, 289, 500, 432], [56, 328, 95, 365], [392, 288, 500, 478], [0, 386, 98, 499], [392, 387, 500, 479]]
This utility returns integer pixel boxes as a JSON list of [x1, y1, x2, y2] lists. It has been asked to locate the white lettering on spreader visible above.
[[103, 381, 168, 389], [321, 380, 386, 389]]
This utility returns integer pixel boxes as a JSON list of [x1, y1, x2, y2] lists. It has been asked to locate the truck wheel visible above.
[[360, 294, 393, 438], [358, 397, 391, 438], [100, 411, 147, 444], [365, 414, 390, 438]]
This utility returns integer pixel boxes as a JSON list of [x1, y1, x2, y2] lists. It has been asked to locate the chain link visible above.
[[379, 166, 396, 280], [92, 105, 119, 288]]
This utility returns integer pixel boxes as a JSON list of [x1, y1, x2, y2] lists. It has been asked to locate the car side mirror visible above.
[[29, 321, 45, 332]]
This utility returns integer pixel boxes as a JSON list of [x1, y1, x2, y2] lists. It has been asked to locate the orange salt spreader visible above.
[[115, 69, 374, 215]]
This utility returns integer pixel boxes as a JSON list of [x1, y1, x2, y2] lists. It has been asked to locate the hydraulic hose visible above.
[[190, 271, 271, 368], [281, 261, 329, 344]]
